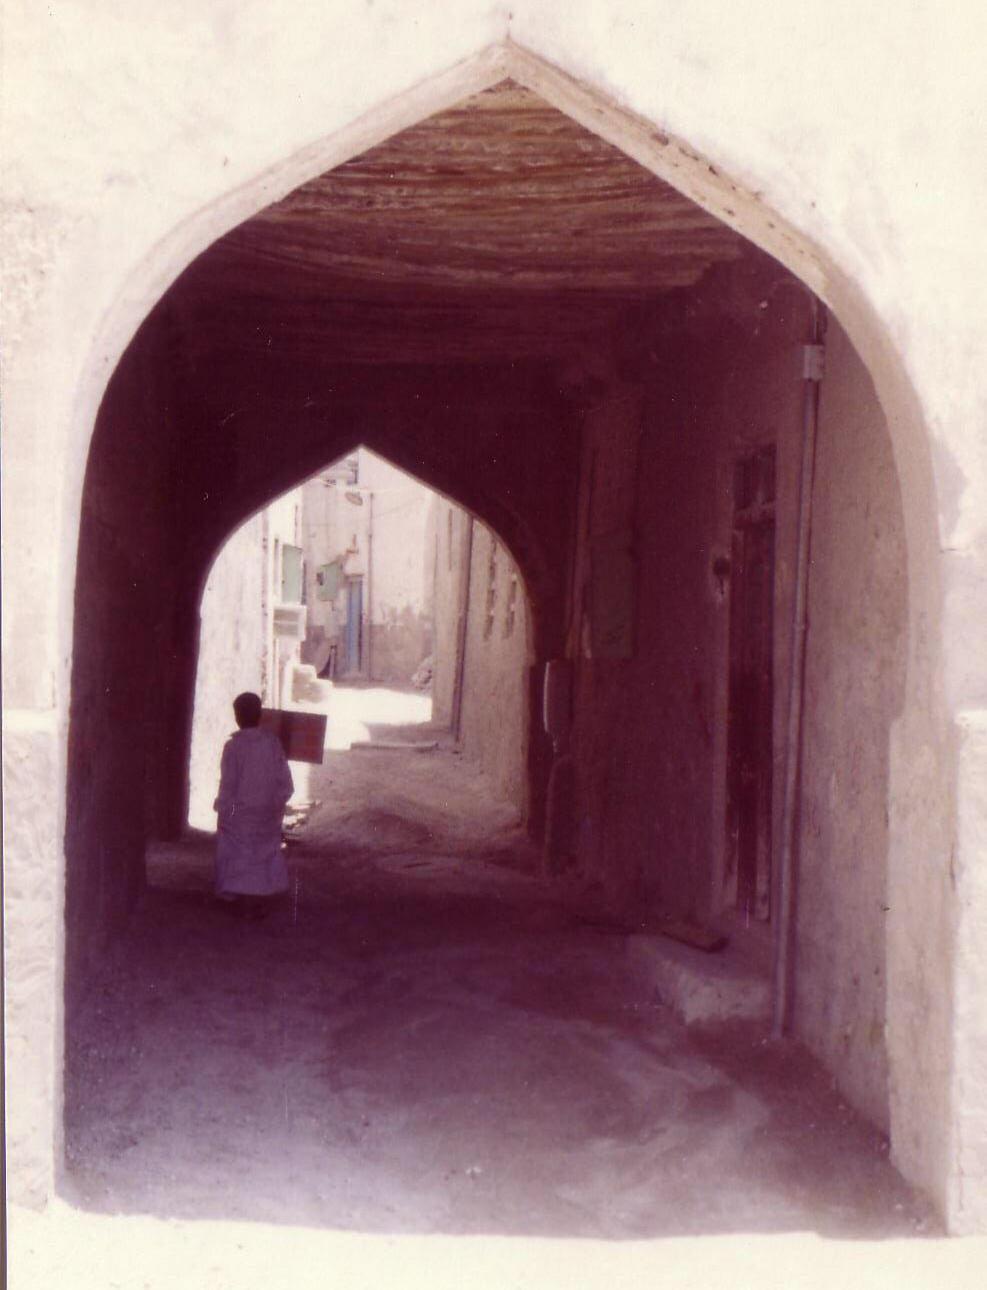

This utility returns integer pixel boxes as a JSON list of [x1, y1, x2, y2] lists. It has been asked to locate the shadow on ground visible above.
[[63, 734, 938, 1241]]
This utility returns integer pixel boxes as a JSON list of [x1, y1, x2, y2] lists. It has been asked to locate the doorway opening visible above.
[[726, 444, 777, 925], [186, 445, 535, 840], [62, 67, 931, 1236]]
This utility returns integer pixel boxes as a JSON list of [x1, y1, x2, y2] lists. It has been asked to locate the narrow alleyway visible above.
[[63, 689, 935, 1242]]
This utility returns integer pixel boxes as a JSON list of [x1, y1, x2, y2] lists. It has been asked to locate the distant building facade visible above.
[[301, 448, 434, 686]]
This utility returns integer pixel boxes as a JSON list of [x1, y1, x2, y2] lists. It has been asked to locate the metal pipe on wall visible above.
[[772, 300, 827, 1038], [452, 515, 475, 742], [366, 491, 375, 681]]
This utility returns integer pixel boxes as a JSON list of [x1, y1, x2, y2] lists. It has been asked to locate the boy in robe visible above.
[[214, 691, 294, 912]]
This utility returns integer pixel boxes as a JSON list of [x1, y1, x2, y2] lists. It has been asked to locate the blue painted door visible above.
[[344, 578, 363, 675]]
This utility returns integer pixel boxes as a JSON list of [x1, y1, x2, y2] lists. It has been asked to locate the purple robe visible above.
[[214, 726, 294, 896]]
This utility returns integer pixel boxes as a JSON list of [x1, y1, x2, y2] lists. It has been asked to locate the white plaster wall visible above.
[[188, 489, 302, 831], [3, 0, 986, 1228], [796, 319, 908, 1132], [187, 516, 267, 832], [432, 501, 471, 728], [359, 450, 432, 627], [359, 450, 433, 681], [301, 473, 343, 661], [460, 522, 531, 811]]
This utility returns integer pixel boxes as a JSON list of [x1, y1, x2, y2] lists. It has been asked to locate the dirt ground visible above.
[[15, 686, 987, 1287]]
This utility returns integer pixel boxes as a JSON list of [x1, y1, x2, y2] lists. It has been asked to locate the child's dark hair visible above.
[[233, 691, 262, 728]]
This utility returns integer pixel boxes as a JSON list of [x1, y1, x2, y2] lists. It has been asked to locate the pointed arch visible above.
[[62, 39, 951, 1220]]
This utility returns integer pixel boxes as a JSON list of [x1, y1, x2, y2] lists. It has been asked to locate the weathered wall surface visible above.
[[3, 0, 986, 1230], [567, 278, 804, 922], [301, 468, 353, 674], [63, 314, 180, 1016], [265, 489, 307, 710], [564, 264, 904, 1134], [431, 500, 473, 728], [187, 515, 267, 832], [431, 498, 541, 822], [370, 604, 431, 685], [796, 321, 907, 1131], [694, 291, 905, 1134], [567, 383, 683, 911], [458, 522, 532, 813], [360, 451, 434, 685], [2, 715, 63, 1205]]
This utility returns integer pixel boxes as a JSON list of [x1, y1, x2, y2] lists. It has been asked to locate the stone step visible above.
[[625, 932, 771, 1026], [290, 663, 325, 704]]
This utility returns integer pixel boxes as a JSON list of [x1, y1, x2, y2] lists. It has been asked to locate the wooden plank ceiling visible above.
[[174, 82, 744, 364]]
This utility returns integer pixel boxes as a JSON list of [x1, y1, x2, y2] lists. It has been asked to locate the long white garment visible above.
[[214, 726, 294, 896]]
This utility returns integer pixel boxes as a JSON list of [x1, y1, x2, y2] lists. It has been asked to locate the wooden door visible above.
[[726, 447, 776, 921]]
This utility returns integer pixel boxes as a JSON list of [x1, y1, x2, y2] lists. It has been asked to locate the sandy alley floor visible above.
[[23, 689, 985, 1286], [64, 824, 936, 1240]]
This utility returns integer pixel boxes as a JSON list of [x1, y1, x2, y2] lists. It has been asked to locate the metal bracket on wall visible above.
[[801, 343, 826, 382]]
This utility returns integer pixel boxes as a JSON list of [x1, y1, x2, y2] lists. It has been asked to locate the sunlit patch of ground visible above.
[[293, 679, 433, 750]]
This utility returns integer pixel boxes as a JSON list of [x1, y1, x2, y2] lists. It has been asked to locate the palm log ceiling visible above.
[[168, 82, 745, 366]]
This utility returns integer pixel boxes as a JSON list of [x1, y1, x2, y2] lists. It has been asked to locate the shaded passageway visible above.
[[64, 690, 934, 1239], [5, 1, 985, 1251], [54, 66, 960, 1238]]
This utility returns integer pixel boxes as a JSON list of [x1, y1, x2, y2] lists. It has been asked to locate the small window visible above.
[[733, 444, 776, 511], [504, 572, 518, 638], [483, 539, 498, 639]]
